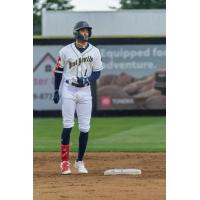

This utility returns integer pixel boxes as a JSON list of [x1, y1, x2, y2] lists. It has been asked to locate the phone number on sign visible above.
[[34, 93, 53, 100]]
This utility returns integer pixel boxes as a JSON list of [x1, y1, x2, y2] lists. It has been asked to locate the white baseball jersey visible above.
[[54, 42, 103, 83], [54, 42, 103, 132]]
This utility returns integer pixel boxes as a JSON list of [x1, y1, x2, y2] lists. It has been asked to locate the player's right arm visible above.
[[53, 51, 64, 104]]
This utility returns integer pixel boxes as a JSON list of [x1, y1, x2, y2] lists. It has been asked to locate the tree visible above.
[[33, 0, 74, 35], [119, 0, 166, 9]]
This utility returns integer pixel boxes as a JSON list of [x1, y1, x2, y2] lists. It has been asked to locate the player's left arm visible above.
[[88, 71, 101, 82], [89, 48, 103, 82], [77, 69, 101, 86]]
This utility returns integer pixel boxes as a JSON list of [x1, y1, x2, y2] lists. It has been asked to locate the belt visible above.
[[66, 80, 90, 88]]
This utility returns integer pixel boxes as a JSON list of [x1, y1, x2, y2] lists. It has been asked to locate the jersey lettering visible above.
[[69, 56, 93, 69], [55, 43, 103, 81]]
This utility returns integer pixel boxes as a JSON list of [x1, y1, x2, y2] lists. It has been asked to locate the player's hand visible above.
[[77, 77, 90, 87], [53, 90, 60, 104]]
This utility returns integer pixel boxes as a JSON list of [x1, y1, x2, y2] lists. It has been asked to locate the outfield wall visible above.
[[33, 37, 166, 117], [42, 10, 165, 37]]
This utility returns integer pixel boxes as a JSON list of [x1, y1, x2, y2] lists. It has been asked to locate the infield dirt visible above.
[[34, 152, 165, 200]]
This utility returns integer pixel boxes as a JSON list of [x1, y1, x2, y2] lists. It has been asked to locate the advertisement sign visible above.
[[33, 43, 166, 111], [97, 45, 166, 110], [33, 46, 62, 110]]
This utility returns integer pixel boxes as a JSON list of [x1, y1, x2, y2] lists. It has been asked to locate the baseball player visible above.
[[53, 21, 103, 175]]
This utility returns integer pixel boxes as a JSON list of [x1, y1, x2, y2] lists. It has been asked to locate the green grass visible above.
[[33, 117, 166, 152]]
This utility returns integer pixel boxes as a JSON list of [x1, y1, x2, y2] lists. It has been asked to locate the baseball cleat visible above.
[[60, 161, 71, 175], [74, 161, 88, 174]]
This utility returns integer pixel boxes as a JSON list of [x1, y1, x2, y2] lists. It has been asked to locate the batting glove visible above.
[[53, 90, 60, 104], [77, 77, 90, 87]]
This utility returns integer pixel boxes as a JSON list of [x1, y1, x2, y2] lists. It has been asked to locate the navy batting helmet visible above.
[[73, 21, 92, 41]]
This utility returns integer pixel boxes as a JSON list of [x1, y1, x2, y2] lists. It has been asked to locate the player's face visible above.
[[79, 28, 89, 37]]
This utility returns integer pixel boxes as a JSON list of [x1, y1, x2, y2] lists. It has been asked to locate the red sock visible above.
[[61, 144, 69, 162]]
